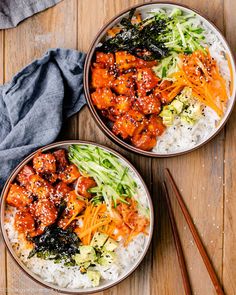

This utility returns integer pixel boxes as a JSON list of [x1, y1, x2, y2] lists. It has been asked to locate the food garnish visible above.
[[168, 50, 228, 116], [99, 8, 168, 61]]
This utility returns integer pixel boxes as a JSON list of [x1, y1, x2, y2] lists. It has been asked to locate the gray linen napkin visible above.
[[0, 48, 86, 190], [0, 0, 62, 29]]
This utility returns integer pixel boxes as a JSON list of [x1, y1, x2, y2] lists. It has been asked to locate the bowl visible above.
[[0, 140, 153, 294], [84, 2, 236, 157]]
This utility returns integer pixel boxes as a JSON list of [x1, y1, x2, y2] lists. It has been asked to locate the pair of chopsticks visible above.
[[163, 168, 224, 295]]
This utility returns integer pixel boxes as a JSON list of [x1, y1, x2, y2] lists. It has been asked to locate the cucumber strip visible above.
[[69, 145, 140, 209]]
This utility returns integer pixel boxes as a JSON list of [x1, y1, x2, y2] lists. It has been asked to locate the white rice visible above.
[[4, 162, 150, 290], [153, 106, 219, 153]]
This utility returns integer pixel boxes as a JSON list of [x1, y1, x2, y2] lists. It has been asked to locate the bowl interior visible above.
[[84, 2, 236, 157], [0, 141, 153, 294]]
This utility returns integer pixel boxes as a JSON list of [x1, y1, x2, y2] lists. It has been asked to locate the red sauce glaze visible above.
[[76, 176, 97, 198], [27, 174, 54, 199], [58, 164, 81, 184], [53, 149, 68, 171], [90, 50, 167, 150], [91, 68, 115, 88], [6, 149, 97, 240], [58, 191, 86, 229], [33, 152, 56, 174], [16, 165, 35, 186], [15, 210, 35, 233], [35, 198, 58, 228], [95, 52, 115, 68], [112, 110, 145, 139], [91, 87, 116, 110], [7, 184, 32, 208]]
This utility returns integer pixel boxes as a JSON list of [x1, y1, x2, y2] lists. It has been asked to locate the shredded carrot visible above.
[[79, 219, 111, 239], [77, 203, 112, 245], [165, 50, 229, 117], [87, 205, 101, 244]]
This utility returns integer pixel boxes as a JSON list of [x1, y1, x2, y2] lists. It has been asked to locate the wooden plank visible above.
[[0, 30, 7, 295], [223, 0, 236, 294], [77, 1, 152, 294], [4, 1, 77, 294], [151, 1, 225, 294], [152, 141, 224, 295]]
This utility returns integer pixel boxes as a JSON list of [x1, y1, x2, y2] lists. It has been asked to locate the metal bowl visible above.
[[84, 2, 236, 157], [0, 140, 153, 294]]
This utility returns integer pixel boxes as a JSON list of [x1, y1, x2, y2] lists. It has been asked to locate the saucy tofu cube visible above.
[[112, 73, 135, 96], [66, 191, 86, 215], [35, 198, 58, 227], [91, 87, 116, 110], [53, 149, 68, 171], [147, 115, 166, 137], [56, 181, 71, 198], [109, 95, 132, 118], [28, 202, 36, 217], [58, 164, 81, 184], [16, 165, 35, 187], [137, 94, 161, 115], [53, 181, 72, 205], [115, 51, 137, 71], [112, 110, 145, 139], [44, 172, 58, 184], [58, 191, 86, 229], [33, 152, 56, 174], [136, 58, 157, 69], [6, 183, 32, 208], [91, 68, 115, 88], [76, 176, 97, 198], [96, 52, 115, 68], [27, 174, 53, 199], [136, 68, 159, 95], [131, 132, 157, 151], [15, 211, 35, 233]]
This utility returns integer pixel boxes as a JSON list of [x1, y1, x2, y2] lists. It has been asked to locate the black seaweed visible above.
[[98, 8, 168, 60], [28, 226, 80, 260]]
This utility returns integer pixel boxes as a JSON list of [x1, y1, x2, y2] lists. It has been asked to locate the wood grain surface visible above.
[[0, 0, 235, 294]]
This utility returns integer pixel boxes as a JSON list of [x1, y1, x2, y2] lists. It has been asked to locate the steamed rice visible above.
[[153, 106, 219, 153]]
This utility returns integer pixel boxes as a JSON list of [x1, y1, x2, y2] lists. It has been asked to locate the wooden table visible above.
[[0, 0, 236, 294]]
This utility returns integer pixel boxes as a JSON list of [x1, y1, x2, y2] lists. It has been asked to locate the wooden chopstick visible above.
[[163, 181, 192, 295], [165, 168, 225, 295]]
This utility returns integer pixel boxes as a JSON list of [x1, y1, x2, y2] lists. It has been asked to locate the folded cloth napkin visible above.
[[0, 0, 62, 29], [0, 48, 86, 190]]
